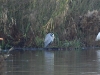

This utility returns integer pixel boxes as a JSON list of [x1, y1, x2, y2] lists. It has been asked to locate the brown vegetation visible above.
[[78, 10, 100, 47]]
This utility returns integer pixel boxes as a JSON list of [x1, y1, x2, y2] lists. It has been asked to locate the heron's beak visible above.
[[0, 38, 3, 40]]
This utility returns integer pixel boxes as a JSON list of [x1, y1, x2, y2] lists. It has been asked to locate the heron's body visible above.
[[95, 32, 100, 41], [44, 33, 54, 47]]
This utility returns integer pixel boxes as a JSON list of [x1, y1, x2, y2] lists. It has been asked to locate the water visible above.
[[1, 48, 100, 75]]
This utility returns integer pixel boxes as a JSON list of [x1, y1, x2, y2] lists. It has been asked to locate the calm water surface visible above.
[[1, 48, 100, 75]]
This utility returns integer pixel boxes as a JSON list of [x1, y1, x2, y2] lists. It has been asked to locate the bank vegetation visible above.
[[0, 0, 100, 49]]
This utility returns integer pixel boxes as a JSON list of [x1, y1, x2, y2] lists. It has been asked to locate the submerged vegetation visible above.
[[0, 0, 100, 48]]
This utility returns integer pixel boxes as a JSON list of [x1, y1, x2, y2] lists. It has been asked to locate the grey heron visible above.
[[44, 33, 55, 47], [95, 32, 100, 41]]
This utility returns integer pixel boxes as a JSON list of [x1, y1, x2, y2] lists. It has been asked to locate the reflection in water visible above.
[[97, 50, 100, 61], [1, 49, 100, 75], [44, 51, 54, 75], [0, 56, 6, 75], [96, 50, 100, 74]]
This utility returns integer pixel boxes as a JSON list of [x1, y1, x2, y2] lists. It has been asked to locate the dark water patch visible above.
[[14, 47, 66, 51], [1, 48, 100, 75], [2, 47, 100, 53], [13, 47, 100, 51]]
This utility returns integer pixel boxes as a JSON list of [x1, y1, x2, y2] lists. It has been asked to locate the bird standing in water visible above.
[[44, 33, 55, 48], [95, 32, 100, 41]]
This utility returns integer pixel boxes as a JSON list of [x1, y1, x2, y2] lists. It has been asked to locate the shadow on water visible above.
[[1, 48, 100, 75]]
